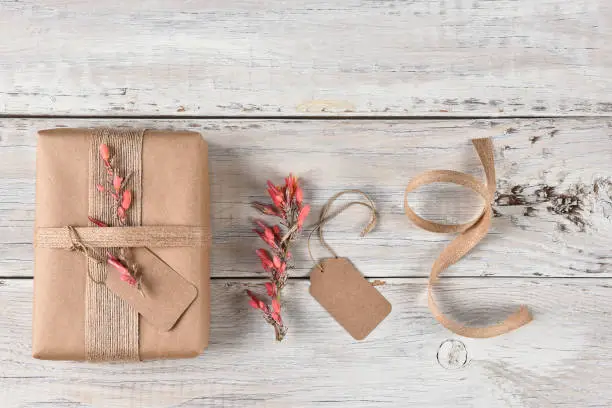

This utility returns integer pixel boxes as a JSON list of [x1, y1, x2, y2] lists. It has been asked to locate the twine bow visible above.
[[404, 137, 533, 338], [65, 226, 108, 284], [65, 225, 104, 263]]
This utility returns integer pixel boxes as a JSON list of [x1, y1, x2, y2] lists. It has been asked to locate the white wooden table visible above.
[[1, 1, 612, 407]]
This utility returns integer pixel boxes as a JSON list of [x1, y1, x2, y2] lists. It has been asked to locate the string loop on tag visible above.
[[307, 190, 377, 271], [404, 137, 532, 338]]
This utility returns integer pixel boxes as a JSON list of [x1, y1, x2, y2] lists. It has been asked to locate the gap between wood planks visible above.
[[1, 114, 611, 120], [4, 276, 612, 281]]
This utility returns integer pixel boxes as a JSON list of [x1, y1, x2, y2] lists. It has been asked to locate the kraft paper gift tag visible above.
[[310, 257, 391, 340], [308, 190, 391, 340], [105, 247, 198, 332]]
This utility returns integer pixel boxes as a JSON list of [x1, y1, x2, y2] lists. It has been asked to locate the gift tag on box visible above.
[[310, 257, 391, 340], [105, 247, 198, 331]]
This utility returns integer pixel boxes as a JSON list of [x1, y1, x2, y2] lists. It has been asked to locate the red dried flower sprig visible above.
[[87, 216, 143, 291], [88, 143, 142, 292], [97, 144, 132, 225], [247, 174, 310, 341]]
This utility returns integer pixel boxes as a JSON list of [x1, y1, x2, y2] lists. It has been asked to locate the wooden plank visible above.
[[1, 0, 611, 116], [1, 118, 611, 278], [1, 278, 611, 407]]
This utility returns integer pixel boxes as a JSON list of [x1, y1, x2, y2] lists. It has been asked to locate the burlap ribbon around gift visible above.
[[404, 137, 533, 338], [36, 226, 209, 248]]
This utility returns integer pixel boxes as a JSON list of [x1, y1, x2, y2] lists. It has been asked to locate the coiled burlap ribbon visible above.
[[404, 137, 533, 338]]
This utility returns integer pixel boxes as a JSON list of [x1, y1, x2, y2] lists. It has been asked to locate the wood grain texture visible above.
[[1, 0, 612, 116], [1, 118, 611, 278], [1, 278, 612, 407]]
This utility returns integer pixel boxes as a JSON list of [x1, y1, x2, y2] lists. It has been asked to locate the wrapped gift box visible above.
[[33, 128, 210, 361]]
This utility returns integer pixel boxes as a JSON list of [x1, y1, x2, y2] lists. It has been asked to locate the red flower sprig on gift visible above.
[[87, 216, 143, 291], [89, 144, 142, 292], [247, 174, 310, 341], [97, 144, 132, 225]]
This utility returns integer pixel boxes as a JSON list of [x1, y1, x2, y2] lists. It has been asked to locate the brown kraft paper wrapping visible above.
[[33, 128, 210, 361]]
